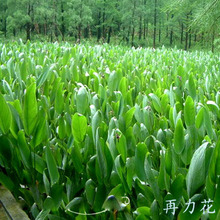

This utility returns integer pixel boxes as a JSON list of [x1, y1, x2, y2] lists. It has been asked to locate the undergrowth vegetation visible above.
[[0, 41, 220, 219]]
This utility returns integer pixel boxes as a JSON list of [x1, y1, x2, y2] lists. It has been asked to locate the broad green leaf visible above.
[[0, 93, 12, 134], [76, 86, 88, 115], [115, 155, 125, 184], [43, 171, 50, 195], [116, 131, 127, 163], [195, 107, 204, 129], [108, 71, 119, 96], [186, 142, 209, 197], [0, 172, 15, 192], [184, 96, 195, 126], [149, 93, 161, 113], [103, 138, 114, 181], [66, 197, 83, 210], [45, 145, 60, 186], [188, 74, 196, 100], [158, 150, 169, 191], [93, 185, 106, 211], [126, 157, 135, 191], [209, 141, 220, 182], [109, 129, 118, 159], [178, 194, 203, 220], [50, 77, 61, 103], [85, 179, 96, 206], [174, 118, 184, 154], [161, 94, 169, 115], [71, 113, 87, 143], [136, 207, 151, 216], [205, 75, 210, 93], [135, 143, 147, 182], [0, 136, 13, 167], [32, 152, 46, 174], [43, 196, 54, 210], [23, 83, 38, 136], [144, 155, 163, 207], [36, 65, 54, 88], [150, 200, 159, 220], [181, 133, 194, 165], [91, 110, 101, 144], [50, 183, 63, 210], [55, 83, 64, 114], [102, 195, 121, 211], [204, 106, 213, 139], [71, 142, 83, 173], [8, 103, 21, 138], [211, 177, 220, 220], [2, 79, 14, 99], [96, 135, 108, 181], [207, 100, 220, 117], [17, 130, 31, 169], [124, 107, 135, 129], [107, 184, 124, 200], [170, 174, 184, 203], [58, 116, 66, 139], [35, 209, 50, 220], [165, 147, 172, 176], [31, 110, 49, 147], [119, 77, 127, 96]]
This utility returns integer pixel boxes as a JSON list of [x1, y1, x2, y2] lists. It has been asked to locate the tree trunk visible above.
[[53, 0, 58, 40], [78, 0, 83, 43], [97, 11, 101, 42], [84, 26, 89, 38], [166, 12, 169, 38], [159, 20, 161, 43], [188, 28, 191, 49], [201, 32, 204, 46], [146, 20, 148, 37], [131, 0, 136, 46], [143, 19, 146, 39], [132, 27, 135, 46], [13, 28, 16, 37], [61, 1, 65, 41], [78, 25, 81, 43], [185, 30, 188, 50], [194, 33, 197, 42], [116, 0, 120, 33], [117, 22, 120, 33], [26, 2, 31, 41], [107, 26, 112, 43], [102, 0, 106, 40], [143, 0, 147, 40], [50, 26, 53, 42], [170, 29, 173, 46], [127, 26, 131, 43], [139, 16, 142, 40], [4, 17, 7, 38], [212, 28, 215, 52], [153, 0, 157, 48], [170, 14, 174, 46], [44, 22, 47, 36], [185, 14, 189, 50], [181, 23, 184, 44]]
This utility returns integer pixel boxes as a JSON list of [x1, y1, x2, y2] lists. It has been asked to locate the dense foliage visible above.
[[0, 41, 220, 219], [0, 0, 220, 51]]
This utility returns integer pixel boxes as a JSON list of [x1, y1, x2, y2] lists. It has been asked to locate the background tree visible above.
[[65, 0, 93, 42], [0, 0, 8, 37], [1, 0, 219, 51]]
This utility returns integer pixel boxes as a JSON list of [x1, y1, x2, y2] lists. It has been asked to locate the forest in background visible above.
[[0, 0, 220, 52]]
